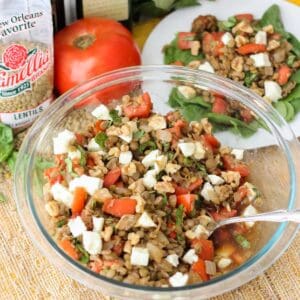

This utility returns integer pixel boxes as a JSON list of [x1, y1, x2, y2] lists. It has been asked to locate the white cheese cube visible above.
[[178, 142, 195, 157], [68, 216, 87, 237], [200, 182, 214, 201], [165, 254, 179, 267], [118, 133, 133, 143], [169, 272, 189, 287], [208, 174, 224, 185], [231, 149, 244, 160], [177, 85, 196, 100], [69, 175, 102, 196], [183, 249, 198, 265], [143, 170, 157, 188], [82, 231, 102, 255], [142, 149, 160, 168], [51, 183, 73, 207], [130, 247, 150, 266], [68, 149, 81, 160], [264, 80, 282, 102], [250, 53, 271, 67], [154, 155, 168, 173], [148, 115, 167, 130], [242, 204, 258, 228], [255, 31, 267, 45], [119, 151, 133, 164], [221, 32, 234, 45], [198, 61, 215, 73], [91, 104, 112, 120], [193, 142, 205, 160], [53, 129, 76, 155], [87, 138, 102, 152], [217, 257, 232, 269], [185, 224, 210, 240], [93, 217, 104, 232], [136, 212, 156, 228], [166, 163, 181, 174]]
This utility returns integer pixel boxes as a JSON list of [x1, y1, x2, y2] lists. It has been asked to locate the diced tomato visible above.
[[87, 156, 95, 167], [123, 92, 152, 119], [202, 134, 220, 150], [102, 198, 137, 217], [235, 14, 254, 22], [211, 208, 238, 221], [177, 194, 197, 213], [59, 239, 79, 260], [237, 43, 266, 55], [177, 32, 196, 49], [173, 184, 190, 195], [169, 231, 177, 239], [277, 65, 292, 85], [171, 60, 184, 66], [169, 119, 187, 139], [212, 96, 228, 114], [234, 185, 248, 202], [240, 109, 253, 123], [93, 120, 107, 135], [103, 167, 121, 188], [191, 258, 209, 281], [72, 187, 87, 216], [214, 228, 231, 243], [231, 252, 245, 264], [202, 32, 225, 56], [222, 154, 250, 177], [75, 133, 85, 145], [191, 239, 214, 261], [90, 260, 103, 273], [44, 167, 63, 185], [188, 178, 203, 192], [55, 154, 66, 168]]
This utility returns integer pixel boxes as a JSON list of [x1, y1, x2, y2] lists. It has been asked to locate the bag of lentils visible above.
[[0, 0, 53, 130]]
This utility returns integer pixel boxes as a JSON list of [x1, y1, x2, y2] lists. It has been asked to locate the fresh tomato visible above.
[[211, 208, 238, 221], [93, 120, 107, 135], [237, 43, 266, 55], [277, 65, 292, 85], [72, 187, 87, 216], [222, 154, 250, 177], [202, 134, 220, 150], [177, 194, 197, 213], [169, 119, 187, 139], [191, 239, 214, 261], [102, 198, 137, 217], [202, 32, 225, 56], [188, 178, 203, 192], [191, 258, 209, 281], [103, 167, 122, 188], [235, 14, 254, 22], [212, 96, 228, 114], [177, 32, 196, 49], [234, 185, 248, 202], [54, 18, 141, 94], [173, 184, 190, 195], [44, 167, 63, 185], [59, 239, 79, 260], [123, 92, 152, 119]]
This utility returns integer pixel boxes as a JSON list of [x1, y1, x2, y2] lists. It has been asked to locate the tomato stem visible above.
[[73, 34, 95, 50]]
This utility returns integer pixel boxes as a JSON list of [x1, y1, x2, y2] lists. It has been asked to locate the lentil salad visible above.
[[43, 91, 262, 287]]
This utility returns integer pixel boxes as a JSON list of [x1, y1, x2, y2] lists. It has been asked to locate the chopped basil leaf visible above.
[[133, 129, 145, 139], [139, 140, 157, 153], [161, 194, 168, 207], [77, 145, 87, 166], [0, 192, 6, 203], [95, 132, 108, 149], [109, 109, 122, 125], [175, 204, 184, 227], [75, 242, 90, 264], [56, 219, 67, 228], [234, 234, 251, 249], [167, 151, 175, 160], [183, 157, 193, 167], [244, 72, 258, 88]]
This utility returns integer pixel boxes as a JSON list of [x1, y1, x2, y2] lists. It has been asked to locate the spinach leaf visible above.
[[0, 123, 13, 144], [281, 85, 300, 102], [274, 101, 287, 119], [0, 143, 14, 163], [95, 132, 108, 148], [234, 234, 251, 249], [173, 0, 199, 9], [290, 98, 300, 113], [77, 145, 87, 166], [291, 70, 300, 84], [139, 141, 157, 153], [56, 219, 67, 228], [133, 129, 145, 139], [285, 102, 295, 121], [244, 71, 258, 88], [288, 33, 300, 58], [218, 16, 237, 32], [287, 54, 296, 67], [109, 109, 122, 125], [161, 193, 168, 207], [180, 104, 208, 121]]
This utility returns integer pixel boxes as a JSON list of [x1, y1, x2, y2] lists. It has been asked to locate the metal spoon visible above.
[[208, 209, 300, 236]]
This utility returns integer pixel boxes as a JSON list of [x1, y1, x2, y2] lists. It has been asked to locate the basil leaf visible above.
[[234, 234, 251, 249], [133, 129, 145, 139], [175, 204, 184, 227], [0, 123, 13, 144], [95, 132, 108, 149], [75, 242, 90, 264], [109, 109, 122, 125], [244, 71, 258, 88], [0, 192, 6, 203], [139, 141, 157, 153]]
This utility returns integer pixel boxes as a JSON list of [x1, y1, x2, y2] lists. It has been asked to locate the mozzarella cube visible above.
[[142, 149, 160, 168], [193, 142, 205, 160], [136, 212, 156, 228], [177, 85, 196, 100], [154, 155, 168, 173], [208, 174, 225, 185], [87, 138, 102, 152], [198, 61, 215, 73], [53, 129, 76, 155], [148, 114, 167, 130], [183, 249, 198, 265], [165, 254, 179, 267], [186, 224, 210, 240], [217, 258, 232, 269], [250, 53, 271, 68], [169, 272, 189, 287], [178, 142, 195, 157], [231, 149, 244, 160], [166, 163, 181, 174], [130, 247, 150, 266], [242, 204, 258, 228], [50, 183, 73, 207], [93, 217, 104, 232], [68, 216, 87, 237], [68, 149, 81, 160], [91, 104, 112, 120], [118, 133, 132, 143], [83, 231, 102, 255], [119, 151, 133, 164], [221, 32, 234, 45], [200, 182, 215, 201], [69, 175, 102, 196], [143, 170, 157, 188], [255, 31, 267, 45], [264, 80, 282, 102]]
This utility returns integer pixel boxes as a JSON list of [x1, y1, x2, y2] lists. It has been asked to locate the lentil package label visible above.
[[0, 0, 53, 130]]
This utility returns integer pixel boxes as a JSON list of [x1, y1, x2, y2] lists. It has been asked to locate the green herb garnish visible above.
[[133, 129, 145, 139], [244, 71, 258, 88], [109, 109, 122, 125], [218, 16, 237, 31], [75, 242, 90, 264], [287, 55, 296, 67], [234, 234, 251, 249], [0, 192, 6, 203], [56, 219, 67, 228], [77, 145, 87, 166], [95, 132, 108, 149], [161, 194, 168, 207], [183, 157, 193, 167], [163, 142, 170, 152], [139, 140, 157, 153], [175, 204, 184, 227]]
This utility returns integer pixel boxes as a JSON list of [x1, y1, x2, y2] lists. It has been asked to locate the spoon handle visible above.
[[219, 209, 300, 227]]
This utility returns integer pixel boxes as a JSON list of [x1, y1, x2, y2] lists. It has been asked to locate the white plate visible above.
[[142, 0, 300, 149]]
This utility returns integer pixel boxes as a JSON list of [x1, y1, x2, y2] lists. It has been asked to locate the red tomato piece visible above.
[[277, 65, 292, 85], [237, 43, 266, 55], [173, 184, 190, 195], [103, 167, 122, 188], [177, 32, 196, 49], [59, 239, 79, 260], [102, 198, 137, 217], [44, 167, 63, 185], [188, 178, 203, 192], [235, 14, 254, 22], [191, 239, 215, 261], [211, 208, 238, 221], [177, 194, 197, 213], [191, 258, 209, 281], [203, 134, 220, 150], [234, 185, 248, 202], [123, 92, 152, 119], [202, 32, 225, 56], [72, 187, 88, 216], [212, 96, 228, 114], [222, 154, 250, 177]]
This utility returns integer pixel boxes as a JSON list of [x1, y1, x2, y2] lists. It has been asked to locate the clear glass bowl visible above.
[[14, 66, 300, 299]]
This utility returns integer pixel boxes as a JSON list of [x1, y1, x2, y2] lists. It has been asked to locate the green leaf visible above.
[[0, 192, 6, 203], [139, 141, 157, 153], [244, 72, 258, 88], [288, 33, 300, 58], [161, 194, 168, 207], [56, 219, 67, 228], [281, 85, 300, 102], [0, 123, 13, 144], [173, 0, 199, 9], [291, 70, 300, 84], [287, 55, 296, 67], [153, 0, 175, 10], [109, 109, 122, 125], [95, 132, 108, 149], [285, 102, 295, 121], [234, 234, 251, 249], [218, 16, 237, 31], [0, 143, 14, 163], [75, 242, 90, 264], [0, 64, 10, 70], [7, 151, 18, 172], [133, 129, 145, 139], [180, 104, 208, 122], [77, 145, 87, 166], [290, 98, 300, 113], [175, 204, 184, 227]]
